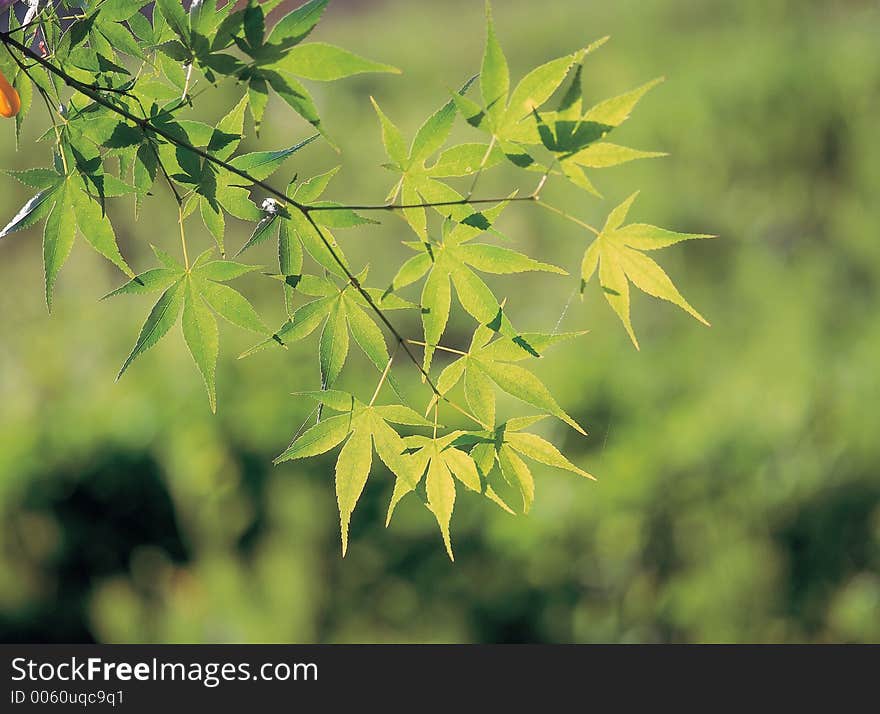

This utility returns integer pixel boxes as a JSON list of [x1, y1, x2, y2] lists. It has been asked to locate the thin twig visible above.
[[178, 205, 190, 269], [369, 343, 397, 406], [0, 29, 534, 432], [406, 339, 467, 357], [465, 134, 497, 199], [307, 194, 537, 213], [534, 199, 601, 236]]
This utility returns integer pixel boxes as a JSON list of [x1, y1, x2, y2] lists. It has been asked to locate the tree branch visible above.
[[0, 29, 529, 428]]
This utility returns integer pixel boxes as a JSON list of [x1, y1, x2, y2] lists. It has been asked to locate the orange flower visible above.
[[0, 69, 21, 119]]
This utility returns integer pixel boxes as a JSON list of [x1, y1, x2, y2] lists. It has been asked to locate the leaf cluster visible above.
[[0, 0, 714, 557]]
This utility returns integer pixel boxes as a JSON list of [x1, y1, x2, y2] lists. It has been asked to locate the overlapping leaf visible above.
[[460, 415, 594, 515], [385, 205, 566, 371], [449, 3, 588, 171], [275, 390, 431, 555], [241, 270, 414, 396], [371, 80, 502, 239], [434, 325, 586, 433], [206, 0, 398, 133]]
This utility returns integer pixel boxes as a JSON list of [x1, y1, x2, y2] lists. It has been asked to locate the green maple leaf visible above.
[[370, 79, 502, 240], [449, 2, 588, 171], [386, 431, 485, 561], [109, 247, 264, 411], [214, 0, 398, 133], [434, 325, 587, 434], [275, 390, 432, 556], [384, 204, 566, 371], [1, 170, 135, 311], [530, 59, 666, 196], [582, 192, 716, 348], [457, 415, 594, 515], [240, 269, 414, 396]]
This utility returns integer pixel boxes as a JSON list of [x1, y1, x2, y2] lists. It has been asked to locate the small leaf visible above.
[[388, 252, 431, 292], [292, 167, 339, 203], [617, 247, 709, 326], [237, 215, 277, 256], [3, 168, 62, 189], [182, 279, 220, 412], [373, 405, 434, 428], [443, 447, 482, 492], [458, 243, 567, 275], [614, 223, 715, 251], [118, 280, 185, 379], [242, 0, 265, 51], [42, 186, 76, 312], [503, 48, 584, 127], [273, 42, 399, 81], [370, 97, 407, 167], [195, 260, 261, 282], [336, 426, 372, 556], [568, 142, 666, 168], [478, 359, 586, 434], [409, 98, 457, 165], [198, 279, 268, 333], [103, 268, 183, 299], [426, 143, 504, 178], [481, 2, 509, 127], [211, 94, 248, 161], [507, 432, 594, 479], [420, 263, 451, 371], [229, 137, 317, 181], [275, 413, 352, 462], [465, 362, 496, 428], [584, 77, 664, 128], [0, 185, 60, 238], [498, 445, 535, 513], [266, 71, 323, 133], [241, 295, 334, 357], [319, 298, 349, 388], [266, 0, 328, 48], [155, 0, 191, 46], [295, 389, 359, 412], [426, 454, 456, 560], [345, 299, 390, 374], [70, 185, 134, 277]]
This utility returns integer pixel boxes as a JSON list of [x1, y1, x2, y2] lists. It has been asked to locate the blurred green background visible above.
[[1, 0, 879, 643]]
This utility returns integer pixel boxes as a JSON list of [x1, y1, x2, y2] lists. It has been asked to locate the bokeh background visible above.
[[1, 0, 879, 643]]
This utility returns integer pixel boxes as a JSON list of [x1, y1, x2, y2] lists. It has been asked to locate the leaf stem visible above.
[[534, 199, 601, 236], [307, 194, 537, 213], [369, 343, 397, 406], [178, 205, 190, 270], [465, 134, 497, 199], [406, 339, 467, 356]]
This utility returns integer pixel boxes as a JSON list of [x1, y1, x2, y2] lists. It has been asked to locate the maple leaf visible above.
[[582, 192, 716, 348], [108, 247, 265, 411], [434, 325, 587, 434], [275, 390, 430, 556]]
